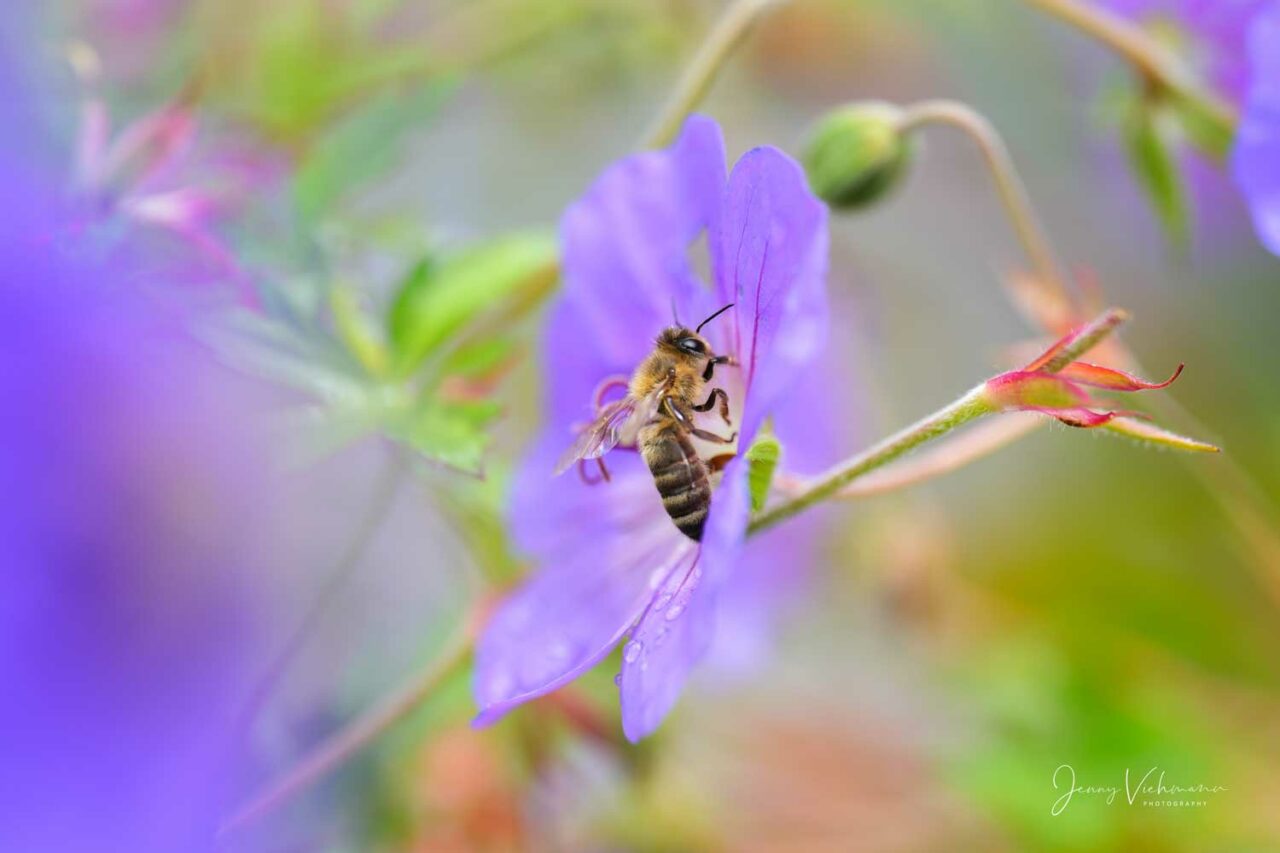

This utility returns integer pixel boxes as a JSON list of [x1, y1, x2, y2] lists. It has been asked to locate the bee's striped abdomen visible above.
[[642, 425, 711, 541]]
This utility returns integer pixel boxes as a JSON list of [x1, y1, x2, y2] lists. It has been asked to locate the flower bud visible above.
[[801, 102, 909, 210]]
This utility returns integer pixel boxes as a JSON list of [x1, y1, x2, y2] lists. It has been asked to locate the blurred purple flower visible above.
[[1233, 1, 1280, 255], [1102, 0, 1267, 101], [0, 56, 273, 849], [1101, 0, 1280, 256], [69, 61, 281, 296], [472, 116, 830, 742]]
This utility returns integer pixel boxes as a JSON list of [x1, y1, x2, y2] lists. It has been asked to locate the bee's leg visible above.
[[689, 426, 737, 445], [692, 387, 732, 425], [577, 457, 611, 485], [701, 355, 735, 382], [707, 453, 736, 473]]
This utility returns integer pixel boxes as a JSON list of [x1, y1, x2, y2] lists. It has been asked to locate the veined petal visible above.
[[711, 146, 829, 449], [557, 115, 726, 379], [1057, 360, 1184, 391], [1232, 1, 1280, 256], [477, 430, 688, 726], [620, 458, 752, 742]]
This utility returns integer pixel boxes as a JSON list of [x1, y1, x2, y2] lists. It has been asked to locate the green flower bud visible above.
[[801, 102, 910, 210]]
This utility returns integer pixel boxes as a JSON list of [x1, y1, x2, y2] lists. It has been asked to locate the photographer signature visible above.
[[1051, 764, 1228, 816]]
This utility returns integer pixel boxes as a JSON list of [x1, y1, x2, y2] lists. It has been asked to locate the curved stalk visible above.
[[640, 0, 784, 149], [1023, 0, 1238, 129], [897, 99, 1071, 302], [235, 451, 406, 731], [220, 616, 475, 836]]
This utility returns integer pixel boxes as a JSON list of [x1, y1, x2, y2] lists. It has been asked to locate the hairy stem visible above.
[[897, 100, 1070, 301], [1022, 0, 1238, 128], [640, 0, 783, 149], [806, 413, 1046, 500], [220, 617, 475, 836], [749, 389, 994, 535], [753, 307, 1129, 534]]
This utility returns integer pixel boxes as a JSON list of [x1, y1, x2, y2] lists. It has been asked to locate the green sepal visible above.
[[745, 431, 782, 513], [1124, 96, 1192, 249]]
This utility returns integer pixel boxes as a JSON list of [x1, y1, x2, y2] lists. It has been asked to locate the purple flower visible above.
[[473, 116, 830, 741], [1102, 0, 1268, 101], [1233, 1, 1280, 255], [1101, 0, 1280, 256], [67, 57, 282, 297], [0, 49, 273, 849]]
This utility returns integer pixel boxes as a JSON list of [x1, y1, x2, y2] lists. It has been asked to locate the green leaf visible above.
[[745, 432, 782, 513], [438, 337, 519, 380], [387, 233, 557, 376], [1124, 98, 1192, 249], [330, 283, 391, 377], [1169, 91, 1235, 161], [293, 79, 455, 222], [385, 398, 503, 476]]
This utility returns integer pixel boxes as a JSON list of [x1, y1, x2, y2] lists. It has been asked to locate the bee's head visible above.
[[657, 303, 734, 361], [658, 326, 713, 360]]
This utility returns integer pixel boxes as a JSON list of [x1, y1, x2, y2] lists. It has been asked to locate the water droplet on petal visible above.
[[665, 602, 685, 621], [614, 672, 622, 687], [653, 593, 673, 611], [623, 640, 643, 664], [655, 627, 669, 646]]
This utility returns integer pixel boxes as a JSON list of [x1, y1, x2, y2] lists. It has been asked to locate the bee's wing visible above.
[[553, 387, 665, 476]]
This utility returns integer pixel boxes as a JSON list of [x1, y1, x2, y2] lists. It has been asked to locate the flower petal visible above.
[[1027, 406, 1128, 427], [711, 146, 829, 448], [619, 458, 752, 741], [556, 114, 726, 387], [475, 432, 688, 726], [97, 101, 197, 194], [1056, 360, 1184, 390], [1232, 1, 1280, 256]]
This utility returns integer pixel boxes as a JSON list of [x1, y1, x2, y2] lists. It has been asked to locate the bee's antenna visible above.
[[695, 302, 735, 334], [670, 297, 681, 326]]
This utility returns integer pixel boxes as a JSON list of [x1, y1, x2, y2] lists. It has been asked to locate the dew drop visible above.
[[623, 640, 643, 664], [653, 593, 673, 612], [614, 672, 623, 687], [665, 602, 685, 621]]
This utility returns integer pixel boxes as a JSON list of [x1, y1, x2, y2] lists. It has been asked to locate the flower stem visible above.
[[753, 307, 1130, 534], [749, 388, 995, 536], [807, 413, 1046, 500], [896, 100, 1070, 302], [1022, 0, 1238, 128], [220, 615, 475, 837], [235, 451, 406, 732], [640, 0, 783, 149]]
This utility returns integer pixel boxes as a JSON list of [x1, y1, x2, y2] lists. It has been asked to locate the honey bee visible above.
[[554, 303, 739, 541]]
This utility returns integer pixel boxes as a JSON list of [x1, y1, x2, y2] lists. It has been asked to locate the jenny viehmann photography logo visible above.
[[1051, 764, 1228, 816]]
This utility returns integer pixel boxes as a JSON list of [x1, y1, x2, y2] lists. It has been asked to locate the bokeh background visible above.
[[7, 0, 1280, 850]]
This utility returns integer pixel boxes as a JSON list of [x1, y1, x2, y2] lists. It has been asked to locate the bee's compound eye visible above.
[[678, 337, 705, 354]]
